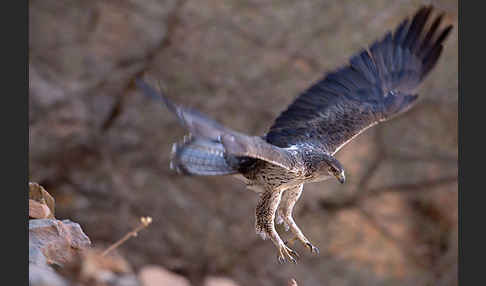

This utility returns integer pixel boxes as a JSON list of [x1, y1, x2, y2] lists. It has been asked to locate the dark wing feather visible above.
[[265, 6, 452, 154]]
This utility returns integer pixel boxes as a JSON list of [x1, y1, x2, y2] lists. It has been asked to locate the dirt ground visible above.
[[29, 0, 458, 285]]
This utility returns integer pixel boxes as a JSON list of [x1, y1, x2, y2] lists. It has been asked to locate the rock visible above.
[[29, 264, 68, 286], [29, 199, 52, 219], [29, 182, 55, 218], [203, 276, 240, 286], [139, 265, 191, 286], [29, 219, 91, 267], [111, 275, 141, 286]]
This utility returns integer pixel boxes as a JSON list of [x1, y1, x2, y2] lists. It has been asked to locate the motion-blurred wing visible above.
[[136, 79, 299, 171], [265, 6, 452, 154], [136, 79, 232, 140]]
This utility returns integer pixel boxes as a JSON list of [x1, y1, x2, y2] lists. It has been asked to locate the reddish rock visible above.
[[29, 219, 91, 267], [29, 199, 52, 219], [29, 182, 55, 218]]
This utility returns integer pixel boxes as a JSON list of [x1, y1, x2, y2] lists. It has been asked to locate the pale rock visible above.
[[203, 276, 240, 286], [139, 265, 191, 286]]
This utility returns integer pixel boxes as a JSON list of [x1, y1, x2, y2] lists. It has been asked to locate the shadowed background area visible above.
[[29, 0, 457, 285]]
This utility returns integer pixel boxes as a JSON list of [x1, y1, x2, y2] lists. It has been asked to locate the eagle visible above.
[[136, 6, 452, 263]]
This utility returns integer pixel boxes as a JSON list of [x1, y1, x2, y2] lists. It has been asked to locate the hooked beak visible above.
[[336, 171, 346, 184]]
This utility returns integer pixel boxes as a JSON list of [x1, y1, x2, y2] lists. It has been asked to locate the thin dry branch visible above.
[[102, 216, 153, 257]]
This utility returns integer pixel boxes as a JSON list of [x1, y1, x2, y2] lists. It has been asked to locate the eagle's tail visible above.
[[170, 135, 243, 176]]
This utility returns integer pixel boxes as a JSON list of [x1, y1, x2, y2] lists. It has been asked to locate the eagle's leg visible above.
[[277, 185, 319, 255], [255, 189, 299, 263]]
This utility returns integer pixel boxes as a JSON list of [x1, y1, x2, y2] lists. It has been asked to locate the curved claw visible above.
[[277, 244, 300, 264], [288, 248, 300, 259], [305, 242, 320, 255]]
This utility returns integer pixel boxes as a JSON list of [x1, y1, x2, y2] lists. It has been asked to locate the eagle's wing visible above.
[[265, 6, 452, 154], [136, 79, 298, 171], [136, 79, 233, 140]]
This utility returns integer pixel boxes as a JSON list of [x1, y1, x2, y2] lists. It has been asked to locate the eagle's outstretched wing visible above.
[[265, 6, 452, 154]]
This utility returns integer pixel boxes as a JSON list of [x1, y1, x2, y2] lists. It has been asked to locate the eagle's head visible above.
[[315, 154, 345, 184]]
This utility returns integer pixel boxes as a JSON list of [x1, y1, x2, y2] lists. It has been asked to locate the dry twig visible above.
[[102, 216, 153, 257]]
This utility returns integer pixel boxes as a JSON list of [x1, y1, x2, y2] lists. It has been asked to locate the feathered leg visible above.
[[255, 189, 299, 263], [277, 185, 319, 254]]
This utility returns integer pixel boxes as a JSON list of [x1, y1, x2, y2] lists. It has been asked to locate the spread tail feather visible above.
[[170, 135, 241, 176]]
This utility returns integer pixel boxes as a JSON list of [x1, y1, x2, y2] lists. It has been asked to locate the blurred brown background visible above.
[[29, 0, 458, 285]]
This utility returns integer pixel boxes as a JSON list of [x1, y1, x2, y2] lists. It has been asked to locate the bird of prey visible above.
[[136, 6, 452, 263]]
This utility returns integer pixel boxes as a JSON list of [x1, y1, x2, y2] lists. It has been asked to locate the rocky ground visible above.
[[30, 1, 457, 285], [29, 182, 247, 286]]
